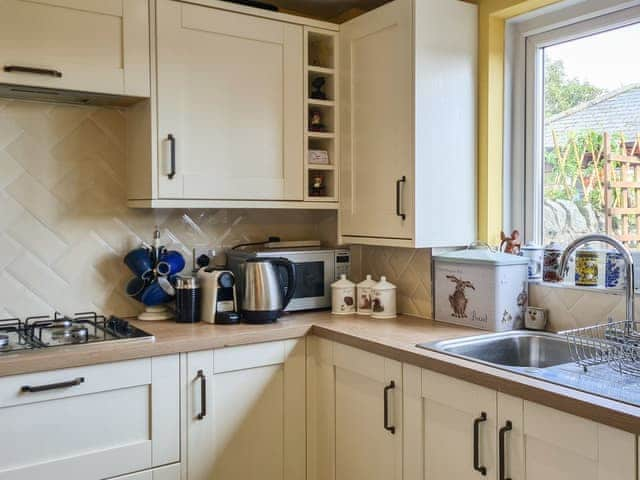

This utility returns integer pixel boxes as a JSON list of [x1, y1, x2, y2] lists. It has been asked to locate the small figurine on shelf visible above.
[[309, 110, 327, 132], [310, 76, 328, 100], [310, 174, 326, 197], [500, 230, 522, 255]]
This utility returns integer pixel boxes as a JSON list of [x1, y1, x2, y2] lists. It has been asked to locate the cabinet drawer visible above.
[[0, 356, 179, 480], [0, 0, 150, 96]]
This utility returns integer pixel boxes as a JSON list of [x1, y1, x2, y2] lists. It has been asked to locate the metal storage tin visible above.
[[433, 246, 529, 331]]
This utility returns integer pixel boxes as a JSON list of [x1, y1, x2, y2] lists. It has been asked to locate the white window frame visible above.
[[505, 0, 640, 244]]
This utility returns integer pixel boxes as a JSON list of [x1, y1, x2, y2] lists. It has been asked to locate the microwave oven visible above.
[[226, 247, 350, 311]]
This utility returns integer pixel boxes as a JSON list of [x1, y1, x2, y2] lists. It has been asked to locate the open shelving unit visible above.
[[304, 27, 338, 202]]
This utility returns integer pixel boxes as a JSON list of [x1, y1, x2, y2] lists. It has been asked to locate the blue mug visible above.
[[141, 280, 173, 306], [157, 250, 186, 276], [125, 276, 147, 302], [124, 248, 153, 280]]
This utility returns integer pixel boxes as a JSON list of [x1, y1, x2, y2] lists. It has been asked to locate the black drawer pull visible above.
[[21, 377, 84, 393], [197, 369, 207, 420], [499, 420, 513, 480], [383, 380, 396, 434], [4, 65, 62, 78], [473, 412, 487, 476]]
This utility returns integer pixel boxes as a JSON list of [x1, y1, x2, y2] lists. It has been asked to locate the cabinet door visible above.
[[108, 463, 182, 480], [0, 356, 179, 480], [186, 339, 305, 480], [339, 0, 414, 240], [306, 337, 402, 480], [157, 0, 303, 201], [0, 0, 149, 96], [522, 401, 635, 480], [421, 369, 497, 480]]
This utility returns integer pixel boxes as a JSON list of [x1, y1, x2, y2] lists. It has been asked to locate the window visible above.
[[508, 2, 640, 248]]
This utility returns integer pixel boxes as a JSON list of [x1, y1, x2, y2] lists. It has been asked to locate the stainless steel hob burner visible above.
[[0, 312, 154, 356]]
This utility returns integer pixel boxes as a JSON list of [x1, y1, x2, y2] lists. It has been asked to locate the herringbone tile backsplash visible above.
[[0, 99, 337, 318]]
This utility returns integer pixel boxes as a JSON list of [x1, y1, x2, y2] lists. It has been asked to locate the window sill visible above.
[[528, 280, 632, 296]]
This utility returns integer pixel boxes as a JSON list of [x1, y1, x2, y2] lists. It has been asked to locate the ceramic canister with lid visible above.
[[331, 274, 356, 315], [575, 246, 599, 287], [520, 241, 543, 281], [356, 274, 377, 315], [543, 242, 564, 283], [371, 276, 397, 319]]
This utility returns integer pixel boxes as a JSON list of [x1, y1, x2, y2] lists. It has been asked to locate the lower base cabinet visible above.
[[185, 339, 306, 480], [307, 337, 402, 480], [404, 366, 636, 480], [0, 356, 180, 480]]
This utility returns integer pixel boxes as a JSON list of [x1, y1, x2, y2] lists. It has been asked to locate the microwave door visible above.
[[281, 252, 334, 311]]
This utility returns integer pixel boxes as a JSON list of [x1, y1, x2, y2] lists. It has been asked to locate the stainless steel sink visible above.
[[417, 331, 578, 370]]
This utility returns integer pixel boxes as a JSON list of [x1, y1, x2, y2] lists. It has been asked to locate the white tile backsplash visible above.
[[0, 99, 336, 318]]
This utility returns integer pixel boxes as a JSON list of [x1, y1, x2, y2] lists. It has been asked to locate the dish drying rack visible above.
[[562, 320, 640, 376]]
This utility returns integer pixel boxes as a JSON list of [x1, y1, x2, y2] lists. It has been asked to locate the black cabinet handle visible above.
[[383, 380, 396, 434], [396, 176, 406, 220], [473, 412, 487, 476], [4, 65, 63, 78], [196, 369, 206, 420], [167, 134, 176, 180], [21, 377, 84, 393], [499, 420, 513, 480]]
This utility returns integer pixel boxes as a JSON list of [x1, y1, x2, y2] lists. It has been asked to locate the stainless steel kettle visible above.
[[239, 257, 296, 323]]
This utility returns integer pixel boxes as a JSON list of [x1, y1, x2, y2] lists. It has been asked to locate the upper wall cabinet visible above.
[[339, 0, 477, 248], [0, 0, 150, 97], [155, 0, 303, 201]]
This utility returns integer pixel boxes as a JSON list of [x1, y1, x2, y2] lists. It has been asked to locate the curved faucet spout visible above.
[[559, 234, 635, 323]]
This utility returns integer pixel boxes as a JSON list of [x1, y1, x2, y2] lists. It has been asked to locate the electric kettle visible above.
[[239, 257, 296, 323]]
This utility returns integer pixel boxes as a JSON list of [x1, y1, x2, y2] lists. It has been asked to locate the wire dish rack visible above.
[[562, 320, 640, 376]]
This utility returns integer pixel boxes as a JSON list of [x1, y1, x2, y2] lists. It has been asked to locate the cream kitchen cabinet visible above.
[[154, 0, 303, 201], [0, 0, 150, 97], [339, 0, 477, 247], [307, 337, 402, 480], [404, 366, 636, 480], [185, 339, 305, 480], [0, 355, 180, 480]]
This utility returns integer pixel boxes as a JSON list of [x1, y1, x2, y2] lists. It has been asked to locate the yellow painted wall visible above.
[[477, 0, 562, 244]]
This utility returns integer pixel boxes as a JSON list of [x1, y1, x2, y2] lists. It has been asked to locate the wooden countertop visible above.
[[2, 311, 640, 433]]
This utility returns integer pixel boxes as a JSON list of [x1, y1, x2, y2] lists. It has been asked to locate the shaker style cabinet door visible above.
[[156, 0, 303, 201], [0, 0, 150, 96], [186, 339, 306, 480], [339, 0, 414, 240], [306, 337, 402, 480]]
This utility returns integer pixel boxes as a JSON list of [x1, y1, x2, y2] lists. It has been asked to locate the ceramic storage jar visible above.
[[331, 274, 356, 315], [433, 246, 529, 331], [356, 274, 377, 315], [371, 276, 397, 319]]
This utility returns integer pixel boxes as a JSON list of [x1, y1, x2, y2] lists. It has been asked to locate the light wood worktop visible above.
[[2, 311, 640, 433]]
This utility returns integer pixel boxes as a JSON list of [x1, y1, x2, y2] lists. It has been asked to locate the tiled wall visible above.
[[350, 246, 432, 318], [0, 99, 336, 318], [529, 283, 633, 332]]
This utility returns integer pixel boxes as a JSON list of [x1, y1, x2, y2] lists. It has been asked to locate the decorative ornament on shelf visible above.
[[123, 226, 186, 321], [309, 173, 326, 197], [309, 110, 326, 132], [499, 230, 521, 255], [310, 76, 328, 100]]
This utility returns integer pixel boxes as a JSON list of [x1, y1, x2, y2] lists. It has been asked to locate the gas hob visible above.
[[0, 312, 154, 356]]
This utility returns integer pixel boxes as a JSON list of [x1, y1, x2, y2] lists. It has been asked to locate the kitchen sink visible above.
[[417, 330, 579, 370]]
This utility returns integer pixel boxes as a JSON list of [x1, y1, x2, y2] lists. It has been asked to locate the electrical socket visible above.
[[191, 246, 216, 269]]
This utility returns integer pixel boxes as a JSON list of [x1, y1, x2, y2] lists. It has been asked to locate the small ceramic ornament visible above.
[[331, 274, 356, 315], [356, 274, 377, 315], [371, 276, 397, 319]]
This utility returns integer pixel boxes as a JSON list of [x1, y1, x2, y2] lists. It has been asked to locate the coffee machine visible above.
[[197, 268, 240, 324]]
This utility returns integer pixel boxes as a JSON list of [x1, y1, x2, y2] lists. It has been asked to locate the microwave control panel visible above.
[[334, 249, 351, 280]]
